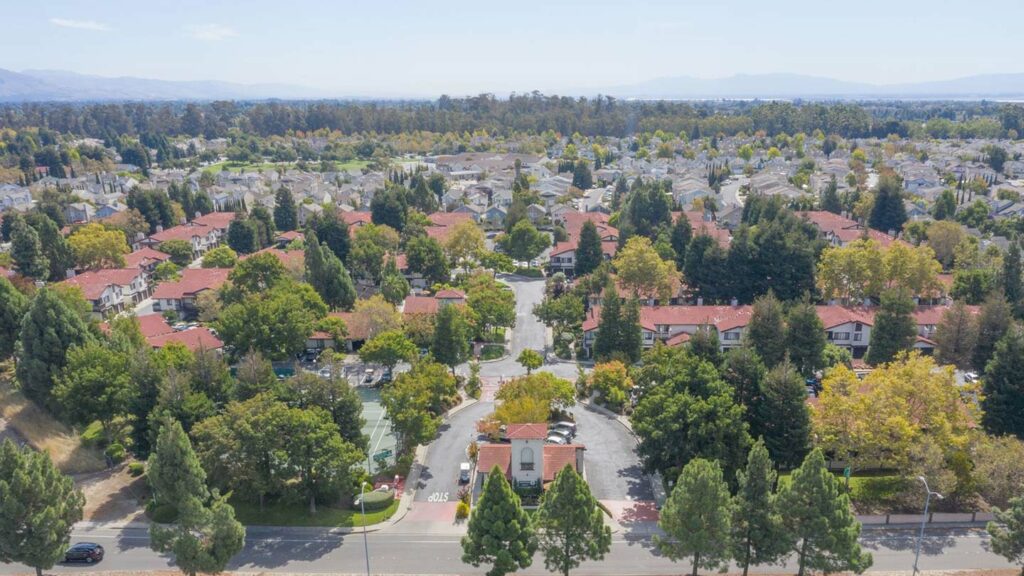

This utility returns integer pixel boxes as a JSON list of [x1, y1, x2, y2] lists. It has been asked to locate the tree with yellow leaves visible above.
[[444, 219, 486, 269], [816, 239, 940, 304], [68, 223, 130, 269], [613, 236, 677, 302], [812, 352, 972, 473]]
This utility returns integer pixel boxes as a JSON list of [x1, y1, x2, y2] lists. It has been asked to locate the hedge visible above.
[[355, 490, 395, 511]]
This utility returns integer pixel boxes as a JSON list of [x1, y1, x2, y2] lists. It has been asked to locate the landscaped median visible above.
[[230, 496, 400, 528]]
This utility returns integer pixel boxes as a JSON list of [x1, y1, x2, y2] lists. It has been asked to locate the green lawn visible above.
[[778, 471, 907, 513], [201, 159, 370, 174], [230, 498, 400, 527]]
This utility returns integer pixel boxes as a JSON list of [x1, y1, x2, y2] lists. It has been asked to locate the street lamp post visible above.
[[913, 476, 943, 575], [359, 478, 371, 576]]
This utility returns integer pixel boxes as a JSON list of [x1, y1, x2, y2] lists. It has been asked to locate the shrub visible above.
[[355, 489, 395, 512], [455, 501, 470, 519], [81, 421, 105, 447], [457, 485, 471, 505], [104, 442, 127, 464], [128, 461, 146, 477], [146, 500, 178, 523], [480, 344, 505, 361], [468, 441, 479, 463], [514, 267, 544, 278]]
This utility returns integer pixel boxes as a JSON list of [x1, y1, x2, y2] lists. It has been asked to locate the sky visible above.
[[2, 0, 1023, 97]]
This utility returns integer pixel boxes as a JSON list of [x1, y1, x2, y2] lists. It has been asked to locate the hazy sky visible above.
[[3, 0, 1022, 96]]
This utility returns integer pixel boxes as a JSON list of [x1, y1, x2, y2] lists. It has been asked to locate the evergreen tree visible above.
[[226, 215, 259, 254], [820, 175, 842, 214], [721, 346, 767, 423], [865, 289, 916, 366], [779, 449, 872, 576], [535, 466, 611, 576], [571, 159, 593, 190], [431, 303, 470, 373], [147, 417, 210, 511], [0, 277, 29, 360], [0, 440, 85, 576], [592, 283, 621, 361], [933, 189, 958, 221], [10, 215, 49, 280], [305, 232, 356, 310], [689, 325, 722, 367], [757, 361, 812, 469], [669, 215, 692, 271], [461, 466, 537, 576], [16, 288, 92, 409], [150, 487, 245, 576], [309, 210, 351, 263], [249, 206, 276, 248], [746, 292, 787, 367], [982, 327, 1024, 439], [26, 213, 75, 282], [732, 439, 787, 576], [380, 257, 410, 306], [974, 293, 1014, 371], [1004, 240, 1024, 316], [273, 187, 297, 231], [934, 300, 979, 369], [868, 172, 907, 234], [656, 458, 733, 576], [987, 496, 1024, 574], [574, 220, 603, 276], [786, 299, 827, 377], [620, 297, 643, 364]]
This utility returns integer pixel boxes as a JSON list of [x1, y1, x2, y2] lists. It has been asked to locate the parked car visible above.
[[316, 367, 333, 378], [459, 462, 471, 484], [379, 370, 393, 384], [551, 421, 577, 435], [548, 428, 573, 441], [363, 369, 376, 384], [545, 434, 568, 445], [64, 543, 104, 563]]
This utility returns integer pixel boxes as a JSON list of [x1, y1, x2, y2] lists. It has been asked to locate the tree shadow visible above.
[[860, 527, 959, 556], [229, 531, 346, 569]]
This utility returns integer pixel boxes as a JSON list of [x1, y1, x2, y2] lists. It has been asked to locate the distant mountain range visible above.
[[599, 72, 1024, 100], [0, 68, 328, 102], [3, 68, 1024, 102]]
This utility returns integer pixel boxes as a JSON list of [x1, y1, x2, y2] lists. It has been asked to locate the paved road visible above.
[[1, 525, 1010, 574], [570, 403, 652, 502], [413, 401, 492, 503]]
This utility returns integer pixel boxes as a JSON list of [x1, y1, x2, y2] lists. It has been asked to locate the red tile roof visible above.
[[477, 444, 511, 477], [136, 314, 174, 338], [436, 289, 466, 299], [912, 305, 979, 325], [403, 295, 440, 315], [191, 211, 236, 230], [147, 327, 223, 351], [150, 223, 208, 243], [152, 268, 230, 300], [245, 247, 304, 269], [583, 305, 753, 333], [476, 444, 582, 483], [275, 230, 304, 242], [341, 211, 372, 227], [62, 269, 141, 300], [814, 306, 875, 329], [428, 212, 473, 228], [124, 247, 171, 269], [506, 423, 548, 440], [543, 445, 581, 482]]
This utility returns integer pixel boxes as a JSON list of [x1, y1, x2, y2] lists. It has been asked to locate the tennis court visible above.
[[357, 386, 397, 471]]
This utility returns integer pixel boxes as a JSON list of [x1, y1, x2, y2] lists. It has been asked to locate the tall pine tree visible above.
[[982, 327, 1024, 439], [535, 466, 611, 576], [0, 277, 28, 360], [786, 298, 827, 377], [10, 215, 49, 280], [973, 293, 1014, 371], [757, 361, 811, 469], [574, 220, 603, 277], [592, 283, 622, 361], [16, 288, 93, 409], [865, 289, 916, 366], [461, 467, 537, 576], [778, 449, 872, 576], [656, 458, 734, 576], [732, 439, 787, 576], [0, 440, 85, 576], [746, 292, 787, 367], [1004, 240, 1023, 316], [273, 187, 298, 232]]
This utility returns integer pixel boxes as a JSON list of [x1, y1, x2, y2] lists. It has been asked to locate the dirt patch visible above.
[[0, 367, 105, 474], [76, 464, 148, 523]]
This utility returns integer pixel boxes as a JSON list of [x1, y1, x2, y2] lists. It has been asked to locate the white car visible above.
[[545, 434, 568, 445]]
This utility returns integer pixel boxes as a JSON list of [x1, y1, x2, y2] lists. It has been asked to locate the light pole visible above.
[[359, 480, 371, 576], [913, 476, 943, 575]]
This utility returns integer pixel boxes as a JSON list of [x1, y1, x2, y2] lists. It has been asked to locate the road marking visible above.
[[368, 403, 389, 457]]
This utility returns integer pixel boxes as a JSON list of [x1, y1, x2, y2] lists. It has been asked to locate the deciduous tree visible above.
[[359, 330, 417, 374], [613, 236, 675, 302], [934, 300, 978, 369], [69, 223, 130, 269], [516, 349, 543, 374], [431, 303, 471, 373]]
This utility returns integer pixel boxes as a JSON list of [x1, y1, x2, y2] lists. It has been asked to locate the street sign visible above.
[[373, 449, 393, 461]]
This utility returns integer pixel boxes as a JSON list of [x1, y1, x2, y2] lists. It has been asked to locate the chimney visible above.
[[696, 297, 704, 306], [730, 297, 738, 307], [155, 225, 164, 233]]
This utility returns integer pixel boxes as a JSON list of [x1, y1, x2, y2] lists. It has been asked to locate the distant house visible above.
[[483, 205, 507, 228], [64, 202, 95, 224], [152, 268, 231, 318], [526, 204, 547, 223]]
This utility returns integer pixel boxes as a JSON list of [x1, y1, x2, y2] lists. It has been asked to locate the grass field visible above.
[[0, 364, 106, 474], [231, 498, 400, 527], [201, 159, 370, 174]]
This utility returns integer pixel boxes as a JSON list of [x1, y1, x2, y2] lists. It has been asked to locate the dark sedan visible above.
[[64, 542, 104, 563]]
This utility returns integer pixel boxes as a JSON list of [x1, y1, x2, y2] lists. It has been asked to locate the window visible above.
[[853, 333, 863, 342], [833, 332, 850, 341], [854, 323, 863, 332], [723, 332, 740, 341], [520, 447, 534, 471]]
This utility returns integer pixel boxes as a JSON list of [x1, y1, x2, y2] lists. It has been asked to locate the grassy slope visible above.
[[0, 363, 105, 474], [230, 498, 400, 527]]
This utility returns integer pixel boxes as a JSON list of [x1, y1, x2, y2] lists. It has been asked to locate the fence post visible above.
[[885, 514, 890, 525]]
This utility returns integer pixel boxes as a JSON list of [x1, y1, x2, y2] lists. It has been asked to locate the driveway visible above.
[[570, 403, 652, 501], [413, 401, 492, 503]]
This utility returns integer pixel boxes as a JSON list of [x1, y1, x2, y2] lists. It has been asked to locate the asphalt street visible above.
[[1, 525, 1010, 574]]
